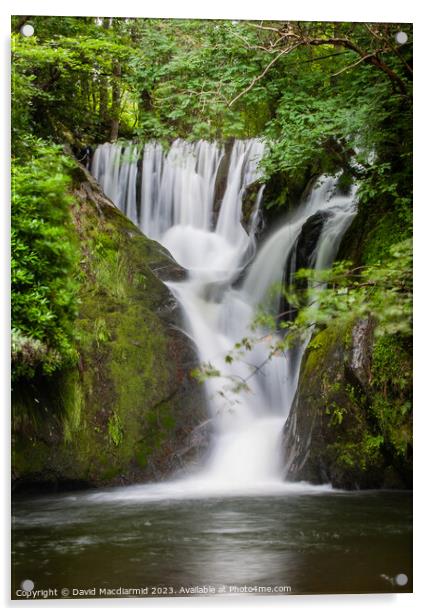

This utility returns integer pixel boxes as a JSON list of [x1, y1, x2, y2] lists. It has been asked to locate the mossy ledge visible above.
[[282, 318, 412, 489], [12, 162, 208, 492]]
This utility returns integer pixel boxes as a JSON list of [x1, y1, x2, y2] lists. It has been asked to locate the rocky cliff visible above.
[[281, 197, 412, 489], [12, 163, 209, 491], [283, 319, 412, 489]]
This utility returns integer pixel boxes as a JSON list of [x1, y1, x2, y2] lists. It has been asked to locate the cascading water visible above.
[[91, 140, 357, 496]]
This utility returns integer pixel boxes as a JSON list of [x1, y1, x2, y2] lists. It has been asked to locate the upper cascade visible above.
[[91, 138, 357, 488], [92, 138, 265, 243]]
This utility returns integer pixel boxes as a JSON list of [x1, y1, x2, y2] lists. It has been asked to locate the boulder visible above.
[[12, 163, 208, 491], [282, 319, 412, 489]]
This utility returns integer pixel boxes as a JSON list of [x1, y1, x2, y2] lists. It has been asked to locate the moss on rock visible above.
[[279, 170, 412, 490], [283, 319, 412, 489], [12, 162, 207, 491]]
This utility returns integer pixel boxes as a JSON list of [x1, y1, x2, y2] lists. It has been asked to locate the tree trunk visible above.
[[109, 60, 121, 142]]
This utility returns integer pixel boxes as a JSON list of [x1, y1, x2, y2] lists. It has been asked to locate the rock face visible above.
[[291, 211, 330, 272], [12, 163, 208, 491], [280, 210, 331, 321], [213, 138, 235, 215], [279, 177, 412, 490], [282, 318, 412, 489]]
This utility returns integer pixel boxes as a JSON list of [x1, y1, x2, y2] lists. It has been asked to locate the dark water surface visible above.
[[12, 486, 412, 598]]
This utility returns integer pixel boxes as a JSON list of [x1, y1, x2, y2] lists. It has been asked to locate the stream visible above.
[[12, 487, 412, 595], [12, 139, 412, 598]]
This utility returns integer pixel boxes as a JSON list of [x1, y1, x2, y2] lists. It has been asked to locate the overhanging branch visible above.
[[227, 30, 409, 107]]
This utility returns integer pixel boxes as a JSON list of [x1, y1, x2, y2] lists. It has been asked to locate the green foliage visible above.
[[11, 140, 79, 378], [294, 318, 411, 485], [322, 330, 412, 479], [121, 19, 273, 141], [11, 18, 413, 175], [325, 401, 347, 427], [190, 363, 221, 384], [12, 18, 136, 146], [329, 433, 384, 473], [10, 17, 412, 486], [361, 208, 412, 265], [264, 238, 412, 349], [370, 334, 412, 458], [108, 412, 123, 447], [191, 360, 253, 417], [237, 237, 411, 364]]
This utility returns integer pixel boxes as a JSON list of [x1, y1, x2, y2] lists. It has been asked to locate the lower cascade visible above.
[[91, 139, 357, 496]]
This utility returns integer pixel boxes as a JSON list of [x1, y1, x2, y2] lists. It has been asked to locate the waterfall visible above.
[[92, 140, 357, 492]]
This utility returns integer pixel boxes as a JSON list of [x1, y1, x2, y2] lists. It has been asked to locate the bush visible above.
[[11, 139, 79, 378]]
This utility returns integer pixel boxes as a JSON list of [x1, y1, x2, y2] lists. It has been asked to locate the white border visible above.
[[1, 1, 428, 614], [0, 0, 419, 21]]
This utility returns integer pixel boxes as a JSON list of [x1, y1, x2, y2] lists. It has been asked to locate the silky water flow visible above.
[[91, 139, 357, 500], [11, 142, 412, 595]]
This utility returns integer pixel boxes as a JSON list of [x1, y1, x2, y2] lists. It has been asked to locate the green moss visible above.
[[328, 432, 384, 474], [135, 448, 149, 470], [370, 334, 412, 462], [100, 465, 122, 482], [362, 210, 409, 265], [339, 189, 412, 267], [12, 166, 205, 488], [63, 371, 83, 442], [302, 326, 342, 380], [141, 402, 177, 452], [372, 334, 411, 390], [108, 412, 123, 447], [290, 316, 411, 488], [12, 436, 51, 477]]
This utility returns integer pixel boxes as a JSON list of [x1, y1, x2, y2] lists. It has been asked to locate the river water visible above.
[[12, 486, 412, 596]]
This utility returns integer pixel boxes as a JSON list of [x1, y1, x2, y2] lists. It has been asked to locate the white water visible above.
[[92, 140, 356, 498]]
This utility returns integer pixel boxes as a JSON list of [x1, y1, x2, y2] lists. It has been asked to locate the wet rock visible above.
[[168, 419, 214, 477], [347, 318, 374, 391], [213, 138, 235, 215], [280, 210, 332, 321], [282, 319, 411, 490]]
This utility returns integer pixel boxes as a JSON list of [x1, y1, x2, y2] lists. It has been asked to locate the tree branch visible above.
[[228, 42, 303, 107], [364, 23, 413, 77], [227, 29, 409, 107], [330, 52, 379, 77]]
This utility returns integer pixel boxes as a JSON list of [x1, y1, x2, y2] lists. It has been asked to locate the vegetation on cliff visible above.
[[12, 141, 79, 379], [12, 164, 206, 487], [11, 16, 412, 488]]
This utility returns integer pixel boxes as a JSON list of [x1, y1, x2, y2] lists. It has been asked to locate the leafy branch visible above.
[[228, 21, 411, 107], [191, 238, 412, 394]]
